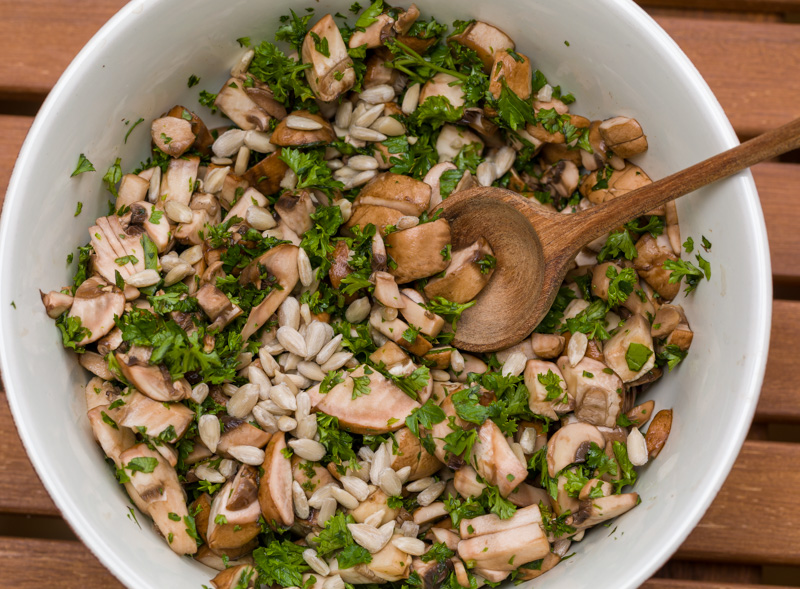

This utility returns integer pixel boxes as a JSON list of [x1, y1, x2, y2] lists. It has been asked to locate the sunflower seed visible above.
[[227, 445, 266, 466], [222, 383, 239, 397], [286, 115, 324, 130], [303, 549, 330, 576], [198, 414, 221, 453], [308, 483, 337, 508], [210, 156, 233, 165], [345, 155, 378, 172], [395, 466, 411, 484], [279, 298, 301, 331], [294, 415, 318, 440], [334, 199, 352, 222], [259, 347, 280, 377], [218, 459, 237, 478], [305, 322, 330, 359], [502, 351, 527, 377], [212, 129, 246, 158], [476, 161, 498, 187], [510, 442, 526, 466], [567, 331, 588, 367], [491, 145, 516, 176], [289, 439, 326, 462], [344, 169, 378, 190], [270, 383, 297, 412], [320, 351, 353, 372], [417, 480, 446, 506], [349, 126, 387, 143], [354, 103, 384, 128], [537, 84, 553, 102], [348, 523, 387, 553], [450, 349, 465, 373], [340, 476, 370, 502], [627, 427, 649, 466], [381, 306, 398, 321], [160, 252, 180, 272], [163, 262, 194, 286], [316, 334, 343, 365], [335, 101, 354, 129], [330, 487, 359, 510], [126, 269, 160, 288], [363, 510, 385, 528], [295, 391, 311, 419], [253, 404, 279, 433], [358, 447, 375, 462], [165, 200, 193, 224], [277, 326, 307, 357], [519, 427, 538, 454], [195, 463, 226, 483], [227, 384, 260, 418], [326, 158, 344, 171], [317, 497, 337, 527], [370, 444, 390, 486], [379, 468, 402, 497], [281, 168, 298, 190], [400, 520, 420, 538], [297, 361, 326, 382], [246, 205, 277, 230], [392, 536, 426, 556], [246, 365, 269, 396], [278, 415, 298, 432], [372, 116, 405, 137], [234, 145, 250, 176], [295, 249, 314, 288], [396, 215, 420, 230], [231, 48, 255, 77], [359, 84, 395, 104], [405, 477, 434, 493], [430, 369, 450, 382], [244, 130, 276, 153], [402, 84, 421, 114], [147, 165, 161, 203], [190, 383, 209, 404], [286, 480, 310, 520], [345, 297, 371, 323]]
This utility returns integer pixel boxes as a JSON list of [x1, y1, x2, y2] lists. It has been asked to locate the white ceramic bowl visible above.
[[0, 0, 771, 587]]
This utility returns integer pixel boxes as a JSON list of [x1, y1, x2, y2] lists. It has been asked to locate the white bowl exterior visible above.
[[0, 0, 771, 588]]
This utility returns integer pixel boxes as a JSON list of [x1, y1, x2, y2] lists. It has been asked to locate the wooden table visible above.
[[1, 1, 800, 587]]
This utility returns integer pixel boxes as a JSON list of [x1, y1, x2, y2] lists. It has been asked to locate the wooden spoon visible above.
[[439, 117, 800, 353]]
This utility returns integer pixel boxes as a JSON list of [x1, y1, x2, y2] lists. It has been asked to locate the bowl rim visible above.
[[0, 0, 773, 587]]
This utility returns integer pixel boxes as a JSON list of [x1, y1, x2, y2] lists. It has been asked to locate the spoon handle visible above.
[[562, 116, 800, 246]]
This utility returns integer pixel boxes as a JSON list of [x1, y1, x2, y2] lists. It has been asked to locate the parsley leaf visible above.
[[355, 0, 384, 30], [279, 148, 344, 195], [424, 297, 475, 330], [598, 229, 638, 262], [253, 540, 310, 588], [71, 154, 95, 177], [663, 257, 706, 294], [102, 158, 122, 197], [275, 10, 313, 52], [126, 456, 158, 474], [351, 375, 371, 399], [625, 342, 653, 372], [405, 399, 446, 454], [656, 344, 687, 371], [606, 265, 637, 307]]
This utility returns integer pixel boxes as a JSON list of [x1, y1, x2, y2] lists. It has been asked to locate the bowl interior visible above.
[[0, 0, 771, 587]]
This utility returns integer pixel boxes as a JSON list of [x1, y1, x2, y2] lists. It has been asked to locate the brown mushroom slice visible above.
[[363, 53, 401, 89], [211, 565, 257, 589], [515, 551, 563, 581], [355, 172, 432, 217], [646, 409, 673, 458], [302, 14, 356, 102], [369, 307, 432, 357], [470, 419, 527, 497], [531, 333, 566, 359], [151, 116, 195, 157], [196, 545, 254, 572], [459, 503, 542, 539], [96, 214, 148, 275], [651, 304, 687, 339], [580, 162, 652, 204], [389, 427, 442, 481], [40, 290, 74, 318], [556, 356, 623, 427], [161, 155, 200, 207], [457, 522, 549, 571], [240, 244, 300, 340], [88, 227, 138, 300], [244, 151, 289, 197], [450, 21, 515, 72], [87, 405, 136, 463], [221, 187, 267, 225], [422, 162, 457, 211], [398, 292, 444, 337], [345, 204, 404, 237], [412, 502, 449, 526], [166, 105, 214, 155], [667, 323, 694, 351], [546, 422, 606, 477], [68, 277, 125, 345], [634, 233, 681, 301], [599, 117, 648, 159], [274, 190, 316, 235], [591, 261, 655, 316], [270, 111, 336, 147], [394, 4, 420, 34], [130, 201, 173, 253], [411, 557, 452, 589], [489, 49, 532, 100], [208, 476, 261, 557], [573, 493, 639, 529], [258, 432, 294, 529], [423, 237, 494, 304], [602, 314, 655, 383], [419, 73, 466, 109], [292, 456, 335, 497], [119, 444, 197, 555], [115, 351, 189, 403], [314, 366, 421, 434], [427, 527, 460, 551], [214, 78, 270, 131], [196, 283, 243, 331], [453, 465, 487, 498], [174, 208, 209, 247], [373, 272, 404, 309], [116, 174, 151, 209], [579, 478, 613, 501], [368, 535, 412, 581], [423, 348, 452, 370], [507, 483, 551, 508], [350, 12, 395, 49], [524, 359, 572, 420], [218, 417, 271, 456], [190, 493, 212, 543], [385, 218, 451, 284], [473, 568, 511, 583], [118, 390, 194, 440]]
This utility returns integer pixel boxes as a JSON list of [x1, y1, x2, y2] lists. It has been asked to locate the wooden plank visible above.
[[0, 4, 799, 139], [677, 440, 800, 565], [0, 537, 122, 588], [643, 581, 795, 589], [655, 560, 760, 583], [756, 300, 800, 422], [0, 116, 32, 214], [638, 0, 800, 13]]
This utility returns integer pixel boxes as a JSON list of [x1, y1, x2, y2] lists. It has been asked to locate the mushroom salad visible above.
[[42, 2, 712, 588]]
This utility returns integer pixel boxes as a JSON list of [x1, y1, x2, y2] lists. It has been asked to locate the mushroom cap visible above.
[[372, 271, 404, 308], [115, 351, 190, 403], [67, 277, 125, 346], [214, 78, 270, 131], [258, 432, 294, 529], [423, 237, 494, 304], [524, 359, 571, 420], [302, 14, 356, 102], [207, 479, 261, 555], [163, 155, 200, 207], [385, 218, 451, 284], [449, 21, 515, 72], [556, 356, 623, 427], [166, 105, 215, 155], [355, 172, 432, 217], [118, 390, 194, 440], [456, 522, 549, 571], [367, 535, 412, 582], [545, 421, 606, 477], [275, 190, 316, 235], [599, 116, 648, 159], [388, 427, 443, 481], [270, 111, 336, 147], [240, 244, 300, 340], [602, 313, 656, 383], [419, 72, 466, 109], [573, 492, 639, 529], [211, 565, 257, 589], [459, 503, 542, 539], [397, 293, 445, 337], [151, 116, 195, 157], [244, 151, 289, 197], [470, 419, 528, 497], [40, 289, 74, 319], [634, 233, 681, 301], [344, 204, 405, 237], [489, 49, 532, 100]]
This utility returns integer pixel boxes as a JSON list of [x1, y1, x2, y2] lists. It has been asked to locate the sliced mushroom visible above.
[[116, 173, 151, 209], [292, 456, 335, 497], [411, 557, 452, 589], [634, 233, 681, 301], [580, 162, 651, 204], [531, 333, 566, 359], [196, 545, 254, 572], [258, 432, 294, 529], [240, 244, 300, 340], [423, 237, 494, 304], [355, 172, 432, 217], [385, 218, 451, 284], [244, 151, 289, 196], [422, 162, 457, 211], [350, 13, 395, 49], [208, 471, 261, 557], [394, 4, 420, 35], [40, 290, 74, 319], [398, 291, 445, 337], [545, 421, 606, 477], [275, 190, 316, 235], [450, 21, 515, 72], [524, 359, 572, 420], [602, 314, 655, 383], [270, 111, 336, 147], [372, 272, 404, 308], [302, 14, 356, 102], [166, 105, 215, 155], [351, 489, 399, 525], [345, 204, 405, 237], [190, 493, 213, 543], [214, 78, 270, 131], [459, 503, 542, 538], [423, 347, 452, 370], [599, 116, 648, 159], [435, 125, 483, 163], [129, 201, 173, 253], [507, 483, 551, 508], [541, 160, 579, 202], [419, 73, 466, 109], [369, 306, 432, 357], [67, 277, 125, 345], [363, 52, 404, 90], [453, 465, 486, 499], [311, 365, 421, 434], [217, 417, 272, 455], [457, 522, 549, 571], [572, 493, 639, 529], [162, 155, 200, 207], [646, 409, 673, 458], [651, 304, 686, 339], [556, 356, 623, 427], [118, 390, 194, 440], [389, 427, 442, 481], [119, 443, 197, 555], [666, 322, 694, 351], [211, 565, 257, 589], [151, 116, 195, 157], [115, 350, 190, 403], [489, 49, 532, 100], [221, 186, 267, 225], [367, 534, 412, 581], [470, 419, 528, 497]]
